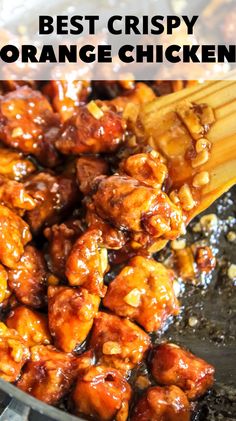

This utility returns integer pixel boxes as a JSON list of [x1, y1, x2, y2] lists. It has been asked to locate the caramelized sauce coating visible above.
[[86, 202, 127, 250], [7, 245, 48, 308], [120, 152, 168, 188], [0, 175, 35, 214], [72, 365, 131, 421], [107, 82, 156, 112], [66, 229, 108, 297], [0, 86, 61, 167], [44, 219, 83, 279], [0, 323, 30, 382], [0, 204, 31, 268], [0, 147, 36, 180], [89, 312, 150, 374], [76, 156, 109, 195], [151, 343, 215, 400], [103, 256, 179, 332], [55, 103, 126, 154], [43, 80, 91, 122], [195, 246, 216, 273], [92, 175, 183, 245], [25, 172, 79, 234], [6, 306, 51, 347], [131, 385, 190, 421], [0, 264, 8, 304], [48, 286, 100, 352], [17, 345, 93, 405]]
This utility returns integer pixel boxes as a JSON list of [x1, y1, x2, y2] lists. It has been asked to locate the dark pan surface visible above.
[[163, 187, 236, 420]]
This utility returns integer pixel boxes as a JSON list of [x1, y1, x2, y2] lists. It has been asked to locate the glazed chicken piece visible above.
[[0, 86, 61, 167], [151, 343, 215, 400], [107, 82, 156, 113], [0, 264, 8, 304], [131, 385, 190, 421], [66, 229, 108, 297], [0, 175, 35, 214], [86, 201, 127, 250], [55, 101, 126, 154], [92, 175, 183, 248], [24, 172, 79, 234], [0, 322, 30, 382], [0, 205, 31, 268], [44, 218, 83, 279], [88, 312, 150, 374], [48, 286, 100, 352], [6, 306, 51, 347], [17, 345, 93, 405], [120, 152, 168, 189], [7, 245, 48, 308], [76, 156, 109, 195], [44, 80, 91, 122], [103, 256, 179, 333], [72, 365, 131, 421], [0, 147, 36, 180]]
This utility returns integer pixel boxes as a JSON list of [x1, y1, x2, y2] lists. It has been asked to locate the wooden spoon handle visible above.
[[140, 78, 236, 218]]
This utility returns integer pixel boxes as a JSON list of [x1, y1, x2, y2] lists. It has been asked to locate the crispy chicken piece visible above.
[[103, 256, 179, 332], [17, 345, 93, 405], [48, 286, 100, 352], [7, 245, 48, 308], [0, 205, 31, 268], [0, 86, 61, 167], [89, 312, 150, 374], [131, 385, 190, 421], [0, 175, 35, 214], [86, 201, 127, 250], [120, 152, 168, 188], [151, 343, 215, 400], [44, 219, 83, 278], [0, 147, 36, 180], [44, 80, 91, 122], [107, 82, 156, 113], [6, 306, 51, 347], [55, 102, 126, 154], [25, 172, 79, 234], [0, 322, 30, 382], [76, 156, 109, 195], [72, 365, 131, 421], [66, 229, 108, 297], [93, 175, 183, 247]]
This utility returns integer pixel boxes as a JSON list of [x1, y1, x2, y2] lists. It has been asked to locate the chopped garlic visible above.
[[191, 150, 209, 168], [87, 101, 104, 120], [102, 341, 122, 355], [227, 231, 236, 242], [99, 247, 108, 274], [192, 171, 210, 187], [124, 288, 141, 308], [188, 316, 198, 327], [228, 264, 236, 280], [12, 127, 24, 138], [200, 214, 218, 232], [171, 238, 186, 250], [178, 184, 196, 211]]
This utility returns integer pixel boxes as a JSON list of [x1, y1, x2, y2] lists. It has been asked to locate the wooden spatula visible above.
[[138, 77, 236, 221]]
